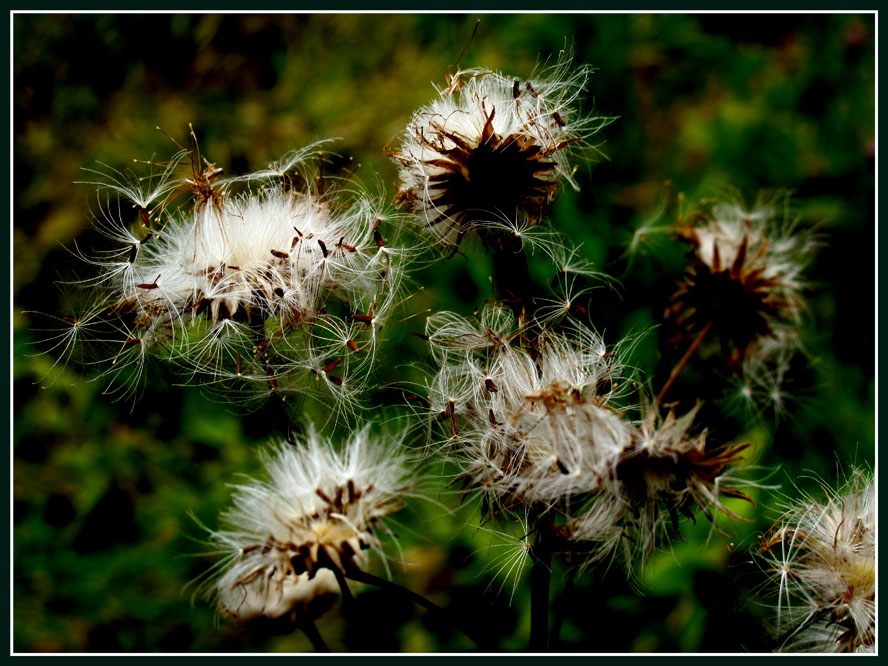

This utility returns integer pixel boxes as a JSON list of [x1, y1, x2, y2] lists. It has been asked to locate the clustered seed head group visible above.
[[45, 40, 857, 652], [423, 304, 751, 568]]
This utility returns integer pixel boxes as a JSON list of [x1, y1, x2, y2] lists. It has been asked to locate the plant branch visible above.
[[343, 566, 490, 650], [298, 618, 330, 653], [529, 524, 553, 651], [332, 566, 354, 603], [491, 232, 537, 318], [656, 320, 712, 406]]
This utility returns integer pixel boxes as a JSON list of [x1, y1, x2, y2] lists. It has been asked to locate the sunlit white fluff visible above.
[[61, 141, 408, 411], [207, 426, 413, 622], [424, 304, 633, 510], [758, 468, 875, 653]]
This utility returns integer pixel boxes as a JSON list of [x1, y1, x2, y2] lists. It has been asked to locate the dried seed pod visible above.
[[390, 51, 612, 254], [206, 426, 415, 623], [667, 196, 816, 370]]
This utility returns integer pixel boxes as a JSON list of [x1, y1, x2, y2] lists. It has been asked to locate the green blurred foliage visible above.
[[13, 13, 874, 653]]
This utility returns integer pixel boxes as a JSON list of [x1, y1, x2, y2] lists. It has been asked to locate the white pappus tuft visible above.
[[757, 468, 875, 653], [423, 303, 635, 513], [60, 136, 409, 414], [205, 425, 415, 623]]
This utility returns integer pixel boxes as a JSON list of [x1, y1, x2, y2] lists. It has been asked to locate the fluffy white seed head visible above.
[[758, 469, 875, 653], [391, 50, 613, 254], [424, 304, 634, 512], [124, 186, 400, 329], [207, 426, 413, 623], [64, 140, 407, 411]]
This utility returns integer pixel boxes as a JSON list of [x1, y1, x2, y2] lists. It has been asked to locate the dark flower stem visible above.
[[343, 567, 489, 650], [489, 231, 539, 329], [657, 320, 712, 406], [549, 565, 577, 650], [332, 566, 354, 603], [491, 235, 551, 652], [529, 524, 553, 651], [298, 619, 330, 653]]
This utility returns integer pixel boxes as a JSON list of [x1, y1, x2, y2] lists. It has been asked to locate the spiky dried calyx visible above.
[[666, 198, 815, 369], [568, 403, 751, 568], [668, 231, 790, 366], [391, 51, 612, 255], [625, 410, 750, 507], [393, 105, 562, 252]]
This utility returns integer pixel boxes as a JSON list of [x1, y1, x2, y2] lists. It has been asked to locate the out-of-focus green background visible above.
[[13, 14, 874, 653]]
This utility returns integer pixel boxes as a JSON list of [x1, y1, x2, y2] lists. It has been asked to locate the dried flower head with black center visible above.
[[667, 197, 816, 370], [570, 403, 752, 566], [391, 50, 612, 255]]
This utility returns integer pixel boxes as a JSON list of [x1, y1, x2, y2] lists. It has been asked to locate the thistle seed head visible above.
[[667, 196, 816, 370], [391, 50, 612, 254], [424, 304, 634, 512], [758, 469, 875, 653], [570, 403, 751, 567], [64, 138, 407, 411], [207, 426, 414, 623]]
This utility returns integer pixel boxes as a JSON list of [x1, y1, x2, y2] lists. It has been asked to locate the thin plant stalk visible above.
[[492, 238, 551, 652], [656, 320, 712, 406], [529, 524, 553, 651], [343, 566, 489, 650], [332, 566, 354, 603], [549, 565, 577, 650], [298, 619, 330, 653]]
